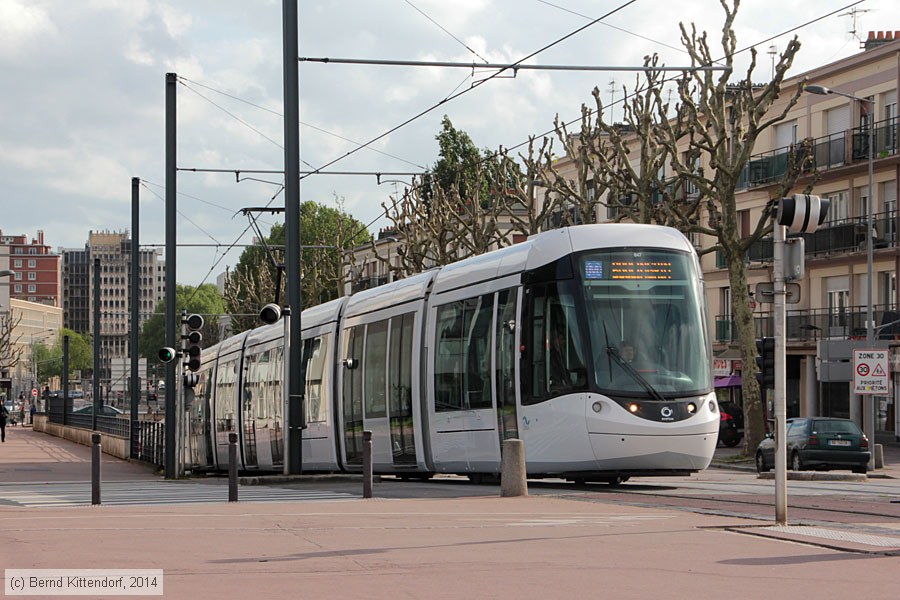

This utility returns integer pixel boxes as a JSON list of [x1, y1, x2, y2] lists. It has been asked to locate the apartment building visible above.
[[0, 230, 61, 307]]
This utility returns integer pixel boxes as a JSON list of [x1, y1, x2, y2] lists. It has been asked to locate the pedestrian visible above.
[[30, 403, 36, 425], [18, 405, 25, 427], [0, 402, 8, 442]]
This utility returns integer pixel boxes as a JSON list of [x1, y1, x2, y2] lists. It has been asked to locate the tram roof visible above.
[[343, 270, 437, 317]]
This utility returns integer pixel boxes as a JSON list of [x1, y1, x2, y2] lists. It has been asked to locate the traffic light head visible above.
[[158, 347, 178, 363], [183, 313, 204, 372], [755, 337, 775, 389]]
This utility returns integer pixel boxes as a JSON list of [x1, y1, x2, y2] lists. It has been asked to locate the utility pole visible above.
[[773, 194, 829, 525], [130, 177, 140, 459], [283, 0, 304, 474], [165, 72, 177, 479]]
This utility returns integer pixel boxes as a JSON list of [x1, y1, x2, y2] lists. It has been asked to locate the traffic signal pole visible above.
[[773, 223, 788, 525], [165, 72, 177, 479]]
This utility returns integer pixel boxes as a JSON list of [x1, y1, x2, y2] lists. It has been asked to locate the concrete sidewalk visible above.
[[1, 429, 899, 599]]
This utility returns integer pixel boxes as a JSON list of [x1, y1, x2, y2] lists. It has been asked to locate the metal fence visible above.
[[45, 398, 165, 467]]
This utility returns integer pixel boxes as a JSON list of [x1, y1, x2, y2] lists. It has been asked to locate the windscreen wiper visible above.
[[605, 346, 667, 402]]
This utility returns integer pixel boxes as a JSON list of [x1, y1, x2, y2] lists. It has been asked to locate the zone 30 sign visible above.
[[853, 349, 889, 395]]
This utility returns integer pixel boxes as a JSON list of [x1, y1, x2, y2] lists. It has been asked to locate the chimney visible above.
[[864, 30, 900, 51], [37, 230, 44, 245]]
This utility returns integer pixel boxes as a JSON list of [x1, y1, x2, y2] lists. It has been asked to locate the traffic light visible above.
[[755, 337, 775, 389], [183, 313, 204, 372], [158, 347, 178, 363]]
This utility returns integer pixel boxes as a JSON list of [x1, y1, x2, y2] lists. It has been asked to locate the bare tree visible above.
[[646, 0, 805, 453], [0, 311, 24, 379]]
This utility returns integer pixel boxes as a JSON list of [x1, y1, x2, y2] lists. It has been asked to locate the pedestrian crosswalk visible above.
[[0, 480, 359, 508]]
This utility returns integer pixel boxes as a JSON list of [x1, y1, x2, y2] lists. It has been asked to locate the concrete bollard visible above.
[[91, 433, 101, 506], [228, 432, 238, 502], [362, 430, 373, 499], [500, 438, 528, 497], [874, 443, 884, 469]]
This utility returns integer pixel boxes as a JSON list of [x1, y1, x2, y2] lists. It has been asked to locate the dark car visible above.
[[72, 404, 124, 417], [755, 417, 870, 474], [717, 401, 743, 448]]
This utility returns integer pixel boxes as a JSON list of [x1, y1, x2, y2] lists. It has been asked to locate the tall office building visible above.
[[60, 232, 164, 363]]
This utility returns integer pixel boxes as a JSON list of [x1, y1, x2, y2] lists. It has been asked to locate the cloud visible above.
[[0, 0, 57, 60]]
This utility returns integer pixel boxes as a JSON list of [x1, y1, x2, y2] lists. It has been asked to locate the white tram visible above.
[[187, 224, 720, 482]]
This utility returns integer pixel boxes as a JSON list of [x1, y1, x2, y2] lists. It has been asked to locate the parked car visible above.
[[717, 401, 743, 447], [755, 417, 870, 474], [72, 404, 124, 417]]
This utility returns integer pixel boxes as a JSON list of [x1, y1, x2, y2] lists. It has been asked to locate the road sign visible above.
[[754, 282, 801, 304], [31, 388, 37, 398], [853, 349, 889, 395]]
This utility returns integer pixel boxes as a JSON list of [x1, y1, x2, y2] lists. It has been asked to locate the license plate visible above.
[[829, 440, 851, 447]]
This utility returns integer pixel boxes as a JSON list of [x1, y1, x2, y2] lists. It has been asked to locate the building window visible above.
[[28, 272, 36, 281], [13, 260, 21, 268], [825, 191, 849, 225], [14, 285, 21, 293], [28, 284, 36, 293], [28, 259, 36, 268], [14, 272, 21, 280]]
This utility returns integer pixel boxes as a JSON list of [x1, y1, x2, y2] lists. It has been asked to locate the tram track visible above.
[[550, 485, 900, 523]]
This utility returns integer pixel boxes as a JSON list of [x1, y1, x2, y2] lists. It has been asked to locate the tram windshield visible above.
[[579, 249, 711, 397]]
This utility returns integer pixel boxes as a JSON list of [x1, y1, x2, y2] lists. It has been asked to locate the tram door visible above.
[[388, 314, 417, 466], [495, 289, 519, 446], [342, 325, 365, 467]]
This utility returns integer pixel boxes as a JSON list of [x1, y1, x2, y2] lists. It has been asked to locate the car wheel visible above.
[[755, 452, 770, 473], [791, 451, 803, 472], [852, 466, 867, 474], [723, 435, 741, 448]]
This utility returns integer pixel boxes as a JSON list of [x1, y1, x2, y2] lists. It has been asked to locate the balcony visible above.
[[715, 304, 900, 343], [738, 117, 899, 191]]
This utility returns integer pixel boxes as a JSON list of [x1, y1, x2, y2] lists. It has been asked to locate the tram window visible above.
[[364, 320, 388, 418], [215, 358, 238, 432], [523, 283, 588, 404], [303, 335, 328, 423], [434, 295, 494, 412]]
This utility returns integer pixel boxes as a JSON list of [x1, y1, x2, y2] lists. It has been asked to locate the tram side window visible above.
[[302, 335, 329, 423], [434, 295, 494, 412], [214, 359, 238, 432], [364, 320, 388, 418]]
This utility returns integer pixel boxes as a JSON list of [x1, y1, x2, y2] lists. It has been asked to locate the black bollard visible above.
[[228, 432, 238, 502], [91, 433, 101, 505], [362, 430, 373, 499]]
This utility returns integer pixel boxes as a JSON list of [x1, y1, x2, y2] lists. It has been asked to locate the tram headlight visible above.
[[709, 400, 718, 413], [628, 403, 640, 413], [687, 402, 697, 414]]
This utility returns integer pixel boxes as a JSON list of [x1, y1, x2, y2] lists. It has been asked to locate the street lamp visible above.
[[805, 83, 876, 465], [805, 84, 875, 345]]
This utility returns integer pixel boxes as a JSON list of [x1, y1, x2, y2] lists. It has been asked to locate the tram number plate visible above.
[[828, 440, 851, 446]]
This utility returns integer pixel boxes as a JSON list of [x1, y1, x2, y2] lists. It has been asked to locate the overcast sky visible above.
[[0, 0, 893, 286]]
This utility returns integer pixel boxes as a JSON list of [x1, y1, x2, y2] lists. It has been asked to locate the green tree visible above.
[[139, 284, 226, 362], [31, 329, 92, 384], [224, 200, 369, 333]]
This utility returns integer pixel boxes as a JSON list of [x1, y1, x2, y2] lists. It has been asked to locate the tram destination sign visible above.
[[585, 259, 675, 280], [853, 349, 889, 395]]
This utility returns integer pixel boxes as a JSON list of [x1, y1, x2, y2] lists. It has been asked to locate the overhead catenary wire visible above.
[[403, 0, 490, 64], [296, 0, 640, 181], [176, 76, 427, 170]]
